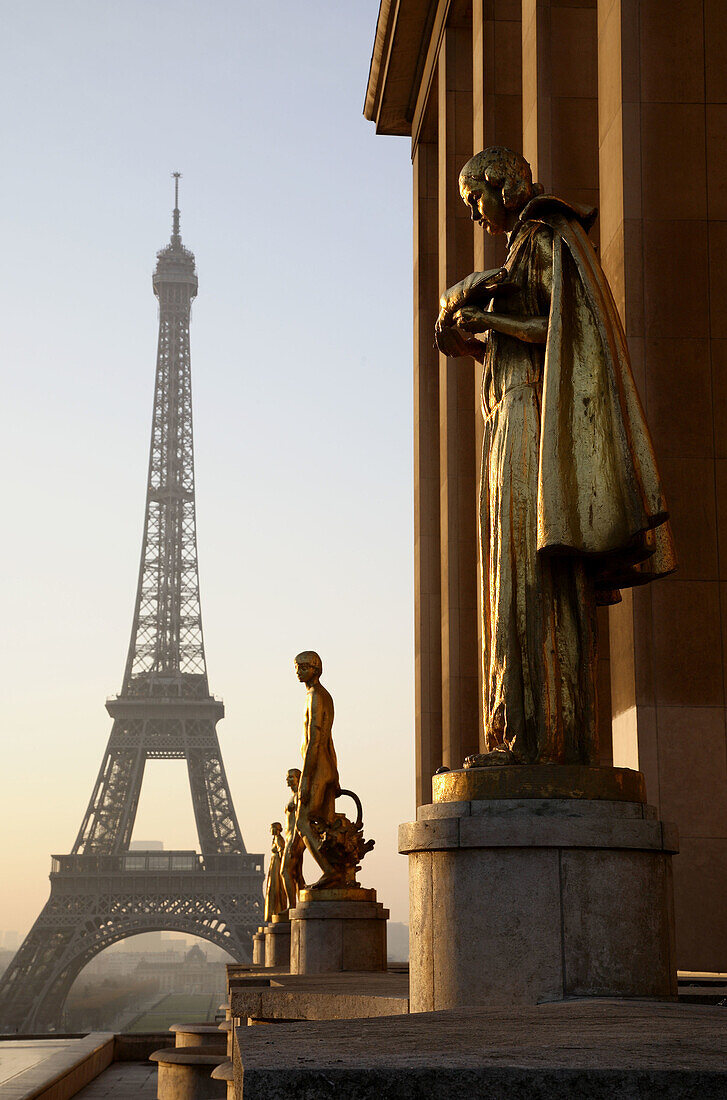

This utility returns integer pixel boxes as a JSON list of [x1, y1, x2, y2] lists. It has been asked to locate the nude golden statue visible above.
[[290, 652, 374, 890], [293, 651, 340, 882]]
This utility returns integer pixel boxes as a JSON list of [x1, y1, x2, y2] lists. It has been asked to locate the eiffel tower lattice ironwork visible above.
[[0, 176, 263, 1033]]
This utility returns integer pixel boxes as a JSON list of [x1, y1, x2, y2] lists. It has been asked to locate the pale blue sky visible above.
[[0, 2, 414, 934]]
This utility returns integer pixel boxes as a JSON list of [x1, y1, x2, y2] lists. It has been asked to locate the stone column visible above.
[[437, 21, 480, 770], [413, 136, 443, 809], [472, 0, 523, 269], [598, 0, 727, 970], [519, 0, 614, 763], [522, 0, 599, 214], [472, 0, 523, 739]]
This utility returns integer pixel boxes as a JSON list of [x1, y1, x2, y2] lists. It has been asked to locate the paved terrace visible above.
[[73, 1062, 156, 1098], [0, 1034, 114, 1100], [234, 1000, 727, 1099], [0, 1034, 170, 1100]]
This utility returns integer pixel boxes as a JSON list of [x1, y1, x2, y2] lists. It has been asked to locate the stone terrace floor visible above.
[[74, 1062, 157, 1098], [0, 1039, 77, 1089]]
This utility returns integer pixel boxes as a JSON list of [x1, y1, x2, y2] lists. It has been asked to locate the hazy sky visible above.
[[0, 1, 415, 941]]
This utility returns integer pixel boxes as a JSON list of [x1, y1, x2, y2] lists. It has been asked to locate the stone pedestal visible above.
[[149, 1046, 227, 1099], [400, 766, 678, 1011], [264, 913, 291, 967], [170, 1022, 227, 1053], [252, 926, 266, 966], [289, 887, 389, 974], [210, 1058, 233, 1100], [218, 1018, 232, 1058]]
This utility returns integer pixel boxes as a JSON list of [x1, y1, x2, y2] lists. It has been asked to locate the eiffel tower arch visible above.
[[0, 177, 264, 1033]]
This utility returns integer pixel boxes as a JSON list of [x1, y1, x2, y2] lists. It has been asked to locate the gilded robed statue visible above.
[[263, 821, 286, 922], [281, 768, 305, 909], [435, 147, 675, 767]]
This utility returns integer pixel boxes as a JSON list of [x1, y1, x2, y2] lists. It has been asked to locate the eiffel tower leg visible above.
[[187, 732, 244, 856], [114, 747, 146, 852], [73, 737, 146, 854], [0, 863, 260, 1032], [0, 898, 78, 1032]]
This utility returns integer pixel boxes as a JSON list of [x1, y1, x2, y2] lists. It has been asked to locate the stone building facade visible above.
[[365, 0, 727, 972]]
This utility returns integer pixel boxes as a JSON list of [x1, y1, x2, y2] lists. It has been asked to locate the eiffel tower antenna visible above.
[[0, 179, 264, 1032], [172, 171, 181, 242]]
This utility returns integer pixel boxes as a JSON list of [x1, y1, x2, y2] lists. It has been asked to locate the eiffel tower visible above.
[[0, 176, 263, 1033]]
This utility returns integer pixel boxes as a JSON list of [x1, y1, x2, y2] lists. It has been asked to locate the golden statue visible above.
[[294, 651, 339, 881], [435, 147, 675, 768], [293, 651, 374, 888], [281, 768, 305, 909], [263, 821, 286, 922]]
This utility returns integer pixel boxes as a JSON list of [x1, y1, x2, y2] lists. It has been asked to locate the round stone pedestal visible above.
[[210, 1059, 233, 1100], [289, 887, 389, 974], [170, 1022, 227, 1053], [149, 1046, 227, 1100], [400, 769, 678, 1011], [217, 1017, 232, 1058], [264, 913, 291, 967], [252, 926, 266, 965]]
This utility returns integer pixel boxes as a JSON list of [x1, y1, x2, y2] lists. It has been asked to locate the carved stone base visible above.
[[433, 764, 646, 804], [210, 1059, 233, 1100], [252, 926, 266, 966], [170, 1022, 227, 1053], [149, 1046, 227, 1099], [289, 888, 389, 974], [400, 794, 678, 1011], [264, 914, 291, 968]]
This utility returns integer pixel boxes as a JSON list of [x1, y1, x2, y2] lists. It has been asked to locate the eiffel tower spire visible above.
[[0, 181, 263, 1032], [172, 170, 181, 243], [122, 170, 206, 699]]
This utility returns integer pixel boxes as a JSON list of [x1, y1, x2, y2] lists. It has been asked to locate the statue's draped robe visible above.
[[264, 834, 286, 921], [478, 197, 675, 763]]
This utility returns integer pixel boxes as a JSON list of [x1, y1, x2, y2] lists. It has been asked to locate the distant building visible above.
[[134, 944, 225, 994]]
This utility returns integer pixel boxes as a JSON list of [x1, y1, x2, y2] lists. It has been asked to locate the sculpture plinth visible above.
[[252, 927, 266, 966], [289, 886, 388, 975], [433, 764, 646, 804], [264, 912, 292, 968], [401, 765, 678, 1011]]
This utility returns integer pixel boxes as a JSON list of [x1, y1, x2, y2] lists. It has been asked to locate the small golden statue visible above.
[[293, 651, 374, 889], [263, 821, 287, 922], [281, 768, 305, 909], [435, 147, 676, 769]]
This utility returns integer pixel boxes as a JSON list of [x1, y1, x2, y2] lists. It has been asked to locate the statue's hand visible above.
[[438, 278, 471, 318], [438, 269, 509, 321], [435, 306, 453, 336], [452, 306, 493, 333], [435, 322, 485, 361]]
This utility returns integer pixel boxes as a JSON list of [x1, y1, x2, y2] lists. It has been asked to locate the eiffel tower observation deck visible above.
[[0, 176, 264, 1033]]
